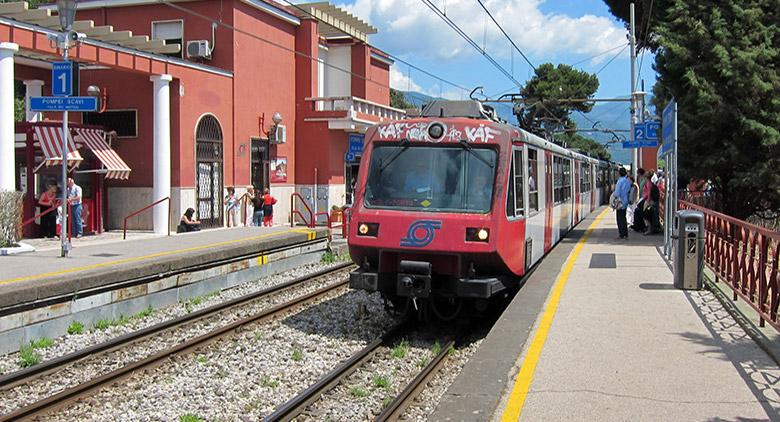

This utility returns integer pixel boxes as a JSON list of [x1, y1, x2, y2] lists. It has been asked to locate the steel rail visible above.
[[0, 267, 353, 421], [264, 323, 409, 422], [375, 339, 456, 421]]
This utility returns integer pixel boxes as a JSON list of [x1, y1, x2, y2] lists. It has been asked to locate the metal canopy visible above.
[[295, 2, 377, 42], [0, 1, 180, 55]]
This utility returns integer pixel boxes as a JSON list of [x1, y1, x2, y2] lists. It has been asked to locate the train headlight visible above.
[[466, 228, 490, 242], [428, 123, 444, 139], [357, 222, 379, 237]]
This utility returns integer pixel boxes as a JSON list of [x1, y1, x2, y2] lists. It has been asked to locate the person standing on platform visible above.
[[261, 188, 277, 227], [614, 167, 631, 239], [38, 183, 58, 238], [251, 187, 264, 227], [225, 187, 238, 227], [67, 178, 83, 238]]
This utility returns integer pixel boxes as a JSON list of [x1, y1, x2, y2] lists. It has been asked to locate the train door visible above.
[[544, 151, 554, 252], [558, 157, 572, 238], [573, 160, 580, 223], [524, 146, 544, 266]]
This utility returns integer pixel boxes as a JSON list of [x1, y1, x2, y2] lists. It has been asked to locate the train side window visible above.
[[514, 149, 524, 216], [506, 153, 516, 218], [528, 149, 539, 212]]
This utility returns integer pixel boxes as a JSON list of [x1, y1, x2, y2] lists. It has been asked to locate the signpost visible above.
[[660, 99, 678, 258], [51, 61, 73, 97], [346, 134, 364, 163], [622, 121, 660, 148], [30, 96, 98, 112]]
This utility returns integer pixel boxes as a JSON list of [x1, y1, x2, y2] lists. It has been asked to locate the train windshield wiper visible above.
[[459, 140, 494, 169], [379, 138, 410, 173]]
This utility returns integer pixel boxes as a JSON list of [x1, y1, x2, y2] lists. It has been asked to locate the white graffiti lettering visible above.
[[445, 127, 462, 142], [465, 124, 500, 143]]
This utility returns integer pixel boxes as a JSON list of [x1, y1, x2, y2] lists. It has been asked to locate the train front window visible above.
[[364, 145, 497, 213]]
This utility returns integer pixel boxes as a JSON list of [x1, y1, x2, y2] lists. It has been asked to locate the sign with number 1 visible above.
[[52, 61, 73, 97]]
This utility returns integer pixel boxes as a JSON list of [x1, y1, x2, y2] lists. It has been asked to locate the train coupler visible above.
[[397, 260, 432, 298]]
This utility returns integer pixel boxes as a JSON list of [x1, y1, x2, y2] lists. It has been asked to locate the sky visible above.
[[335, 0, 658, 133]]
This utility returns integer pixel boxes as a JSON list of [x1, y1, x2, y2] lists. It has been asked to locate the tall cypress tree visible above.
[[605, 0, 780, 219]]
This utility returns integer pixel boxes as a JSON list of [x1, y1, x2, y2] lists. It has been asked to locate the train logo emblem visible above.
[[400, 220, 442, 248]]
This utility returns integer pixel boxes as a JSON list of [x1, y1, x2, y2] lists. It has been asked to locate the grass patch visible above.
[[179, 414, 204, 422], [183, 291, 221, 313], [195, 355, 208, 364], [373, 374, 390, 389], [416, 357, 430, 368], [94, 319, 111, 330], [391, 340, 409, 359], [431, 341, 442, 356], [350, 386, 368, 398], [382, 396, 393, 408], [30, 337, 54, 349], [321, 249, 336, 264], [18, 345, 41, 367], [291, 349, 303, 362], [261, 376, 279, 389], [254, 332, 264, 341], [67, 321, 84, 335], [133, 306, 154, 319], [448, 345, 456, 356]]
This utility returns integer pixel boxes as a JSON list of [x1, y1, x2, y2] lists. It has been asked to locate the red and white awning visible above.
[[34, 126, 83, 167], [74, 128, 132, 180]]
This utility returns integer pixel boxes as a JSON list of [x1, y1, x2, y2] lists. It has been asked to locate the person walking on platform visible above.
[[67, 178, 83, 238], [261, 188, 277, 227], [614, 167, 631, 239]]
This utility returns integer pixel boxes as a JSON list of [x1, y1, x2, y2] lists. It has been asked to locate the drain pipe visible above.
[[314, 167, 318, 226]]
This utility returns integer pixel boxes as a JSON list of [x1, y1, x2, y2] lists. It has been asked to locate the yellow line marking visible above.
[[0, 229, 307, 286], [500, 207, 609, 422]]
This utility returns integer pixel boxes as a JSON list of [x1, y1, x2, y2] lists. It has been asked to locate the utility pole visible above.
[[629, 3, 638, 176]]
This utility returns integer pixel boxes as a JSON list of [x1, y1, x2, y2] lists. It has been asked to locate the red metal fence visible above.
[[679, 200, 780, 331]]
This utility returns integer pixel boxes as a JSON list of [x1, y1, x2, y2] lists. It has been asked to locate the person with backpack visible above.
[[261, 188, 278, 227]]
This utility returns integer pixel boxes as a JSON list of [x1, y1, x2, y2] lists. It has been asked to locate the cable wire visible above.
[[474, 0, 536, 72]]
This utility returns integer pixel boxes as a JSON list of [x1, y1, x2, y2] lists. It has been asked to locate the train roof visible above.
[[373, 100, 619, 167]]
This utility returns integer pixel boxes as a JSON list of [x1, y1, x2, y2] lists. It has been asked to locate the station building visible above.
[[0, 0, 403, 235]]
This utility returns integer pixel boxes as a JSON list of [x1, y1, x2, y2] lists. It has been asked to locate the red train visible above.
[[348, 100, 620, 319]]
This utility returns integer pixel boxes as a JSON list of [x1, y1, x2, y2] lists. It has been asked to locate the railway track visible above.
[[0, 263, 354, 421], [264, 325, 456, 422]]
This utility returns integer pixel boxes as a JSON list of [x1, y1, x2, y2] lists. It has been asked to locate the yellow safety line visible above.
[[500, 207, 609, 422], [0, 228, 318, 286]]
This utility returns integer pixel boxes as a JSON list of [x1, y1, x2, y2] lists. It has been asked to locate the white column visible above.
[[0, 42, 18, 192], [151, 74, 172, 235], [23, 79, 44, 122]]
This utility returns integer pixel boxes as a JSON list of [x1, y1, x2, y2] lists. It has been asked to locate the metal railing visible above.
[[290, 193, 314, 228], [20, 201, 71, 242], [305, 96, 406, 121], [123, 197, 171, 240], [679, 200, 780, 331]]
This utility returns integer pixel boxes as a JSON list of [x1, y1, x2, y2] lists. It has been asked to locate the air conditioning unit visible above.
[[269, 124, 286, 144], [186, 40, 212, 60]]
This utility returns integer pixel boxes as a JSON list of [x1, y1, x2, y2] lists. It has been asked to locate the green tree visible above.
[[605, 0, 780, 219], [0, 0, 48, 7], [14, 98, 24, 122], [516, 63, 599, 136], [390, 88, 414, 110]]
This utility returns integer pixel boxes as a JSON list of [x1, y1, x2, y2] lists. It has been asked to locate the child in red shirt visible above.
[[261, 188, 277, 227]]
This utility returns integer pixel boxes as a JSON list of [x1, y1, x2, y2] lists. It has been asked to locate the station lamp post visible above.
[[57, 0, 78, 257]]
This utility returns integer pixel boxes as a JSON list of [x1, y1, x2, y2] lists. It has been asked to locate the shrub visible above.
[[18, 345, 41, 367], [0, 191, 23, 248], [67, 321, 85, 335]]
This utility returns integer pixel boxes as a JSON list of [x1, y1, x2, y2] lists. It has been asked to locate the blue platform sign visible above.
[[345, 152, 356, 162], [52, 61, 73, 97], [30, 96, 98, 112], [348, 134, 364, 154], [660, 99, 677, 156]]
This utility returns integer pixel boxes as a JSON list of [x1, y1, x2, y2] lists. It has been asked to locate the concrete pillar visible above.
[[0, 42, 18, 192], [23, 80, 44, 122], [151, 74, 172, 235]]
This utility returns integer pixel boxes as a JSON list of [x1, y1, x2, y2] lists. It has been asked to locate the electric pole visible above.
[[629, 3, 638, 176]]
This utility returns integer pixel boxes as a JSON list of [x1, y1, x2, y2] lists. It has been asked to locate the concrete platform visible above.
[[434, 207, 780, 421], [0, 225, 328, 311]]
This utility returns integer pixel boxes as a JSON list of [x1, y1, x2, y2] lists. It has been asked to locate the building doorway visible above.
[[195, 115, 224, 228], [250, 137, 270, 192]]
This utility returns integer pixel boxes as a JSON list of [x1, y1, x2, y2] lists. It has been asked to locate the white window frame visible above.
[[151, 19, 184, 58]]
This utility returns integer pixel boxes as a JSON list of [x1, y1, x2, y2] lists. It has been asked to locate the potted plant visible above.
[[331, 204, 343, 222]]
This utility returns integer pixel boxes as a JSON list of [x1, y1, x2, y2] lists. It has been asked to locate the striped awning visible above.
[[34, 126, 83, 167], [74, 128, 132, 179]]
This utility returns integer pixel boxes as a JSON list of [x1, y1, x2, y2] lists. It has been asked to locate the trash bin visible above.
[[672, 210, 705, 290]]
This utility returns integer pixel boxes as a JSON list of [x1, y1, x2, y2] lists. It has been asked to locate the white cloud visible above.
[[339, 0, 627, 63], [390, 66, 422, 91]]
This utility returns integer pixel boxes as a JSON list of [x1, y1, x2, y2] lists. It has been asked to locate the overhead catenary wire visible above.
[[421, 0, 523, 88], [475, 0, 536, 72]]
